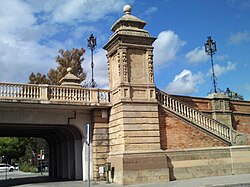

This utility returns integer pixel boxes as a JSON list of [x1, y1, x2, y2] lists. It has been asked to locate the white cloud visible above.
[[49, 0, 129, 23], [216, 54, 229, 62], [0, 0, 132, 84], [73, 26, 98, 39], [144, 7, 158, 15], [165, 70, 204, 95], [228, 31, 250, 44], [208, 61, 236, 77], [0, 39, 57, 83], [0, 0, 36, 33], [185, 46, 209, 64], [153, 30, 186, 67]]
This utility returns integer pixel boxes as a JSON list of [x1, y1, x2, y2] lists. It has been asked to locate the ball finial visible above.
[[123, 5, 131, 15], [67, 67, 72, 73]]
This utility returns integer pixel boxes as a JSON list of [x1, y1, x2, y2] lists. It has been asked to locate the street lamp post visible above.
[[87, 34, 97, 88], [205, 36, 217, 93]]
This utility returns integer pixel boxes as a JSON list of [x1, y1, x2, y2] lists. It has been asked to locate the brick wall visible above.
[[159, 95, 250, 148], [159, 106, 228, 149], [231, 100, 250, 144]]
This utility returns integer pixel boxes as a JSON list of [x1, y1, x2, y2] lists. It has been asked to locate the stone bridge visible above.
[[1, 5, 250, 186], [0, 82, 110, 180]]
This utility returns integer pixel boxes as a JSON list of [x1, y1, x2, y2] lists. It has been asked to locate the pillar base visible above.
[[108, 150, 169, 185]]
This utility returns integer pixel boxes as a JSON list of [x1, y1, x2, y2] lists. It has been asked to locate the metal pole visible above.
[[86, 123, 90, 187], [91, 49, 94, 88], [210, 53, 217, 93], [87, 34, 96, 88], [41, 160, 43, 175], [88, 141, 90, 187], [5, 158, 7, 180], [205, 36, 217, 94]]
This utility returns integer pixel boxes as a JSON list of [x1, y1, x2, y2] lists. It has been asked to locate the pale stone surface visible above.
[[103, 5, 162, 184]]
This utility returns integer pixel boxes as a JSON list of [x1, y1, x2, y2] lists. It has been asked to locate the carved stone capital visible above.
[[211, 99, 230, 112]]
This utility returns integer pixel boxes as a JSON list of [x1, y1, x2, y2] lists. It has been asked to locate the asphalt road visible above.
[[0, 170, 48, 180]]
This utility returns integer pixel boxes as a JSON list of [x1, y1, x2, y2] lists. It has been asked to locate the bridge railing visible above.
[[0, 82, 110, 104], [156, 88, 236, 144]]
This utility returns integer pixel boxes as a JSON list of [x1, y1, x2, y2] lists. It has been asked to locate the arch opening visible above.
[[0, 123, 83, 183]]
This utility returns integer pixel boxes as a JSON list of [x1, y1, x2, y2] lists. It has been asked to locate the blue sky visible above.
[[0, 0, 250, 99]]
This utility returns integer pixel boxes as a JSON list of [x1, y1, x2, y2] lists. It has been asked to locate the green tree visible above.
[[29, 73, 50, 84], [0, 137, 28, 163], [20, 138, 48, 167], [29, 48, 86, 85]]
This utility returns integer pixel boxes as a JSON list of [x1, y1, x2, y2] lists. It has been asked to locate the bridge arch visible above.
[[0, 123, 84, 180]]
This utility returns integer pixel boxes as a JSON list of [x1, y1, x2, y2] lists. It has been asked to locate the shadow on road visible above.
[[0, 176, 73, 187]]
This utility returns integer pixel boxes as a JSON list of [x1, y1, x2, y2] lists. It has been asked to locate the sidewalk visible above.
[[9, 174, 250, 187], [86, 174, 250, 187]]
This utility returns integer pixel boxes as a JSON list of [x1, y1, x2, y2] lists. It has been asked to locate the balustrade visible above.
[[0, 83, 40, 99], [156, 89, 233, 143], [0, 82, 110, 105]]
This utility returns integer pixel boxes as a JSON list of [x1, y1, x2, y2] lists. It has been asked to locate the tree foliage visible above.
[[29, 48, 86, 85], [0, 137, 28, 163], [29, 73, 50, 84]]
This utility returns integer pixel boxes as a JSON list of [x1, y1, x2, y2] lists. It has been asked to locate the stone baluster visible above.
[[69, 88, 72, 100], [162, 94, 166, 105], [212, 121, 215, 131], [19, 86, 22, 98], [75, 89, 78, 101], [0, 84, 2, 96], [192, 109, 195, 121], [180, 103, 183, 115], [214, 122, 218, 132], [178, 102, 181, 113], [55, 88, 59, 100], [167, 95, 170, 107], [10, 85, 13, 97], [207, 118, 211, 129], [7, 85, 10, 97], [66, 88, 69, 100], [31, 86, 34, 98], [79, 89, 83, 101], [15, 85, 17, 97], [195, 111, 198, 122], [175, 101, 178, 112], [71, 88, 73, 100], [24, 85, 27, 98], [203, 116, 207, 128], [83, 89, 86, 101], [4, 84, 6, 96], [20, 85, 23, 98]]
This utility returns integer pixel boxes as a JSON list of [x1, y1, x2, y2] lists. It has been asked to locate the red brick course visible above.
[[159, 96, 250, 148], [159, 106, 228, 149]]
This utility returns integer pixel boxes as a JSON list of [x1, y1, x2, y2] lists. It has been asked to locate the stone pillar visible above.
[[92, 109, 109, 181], [207, 93, 232, 127], [103, 5, 168, 185]]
